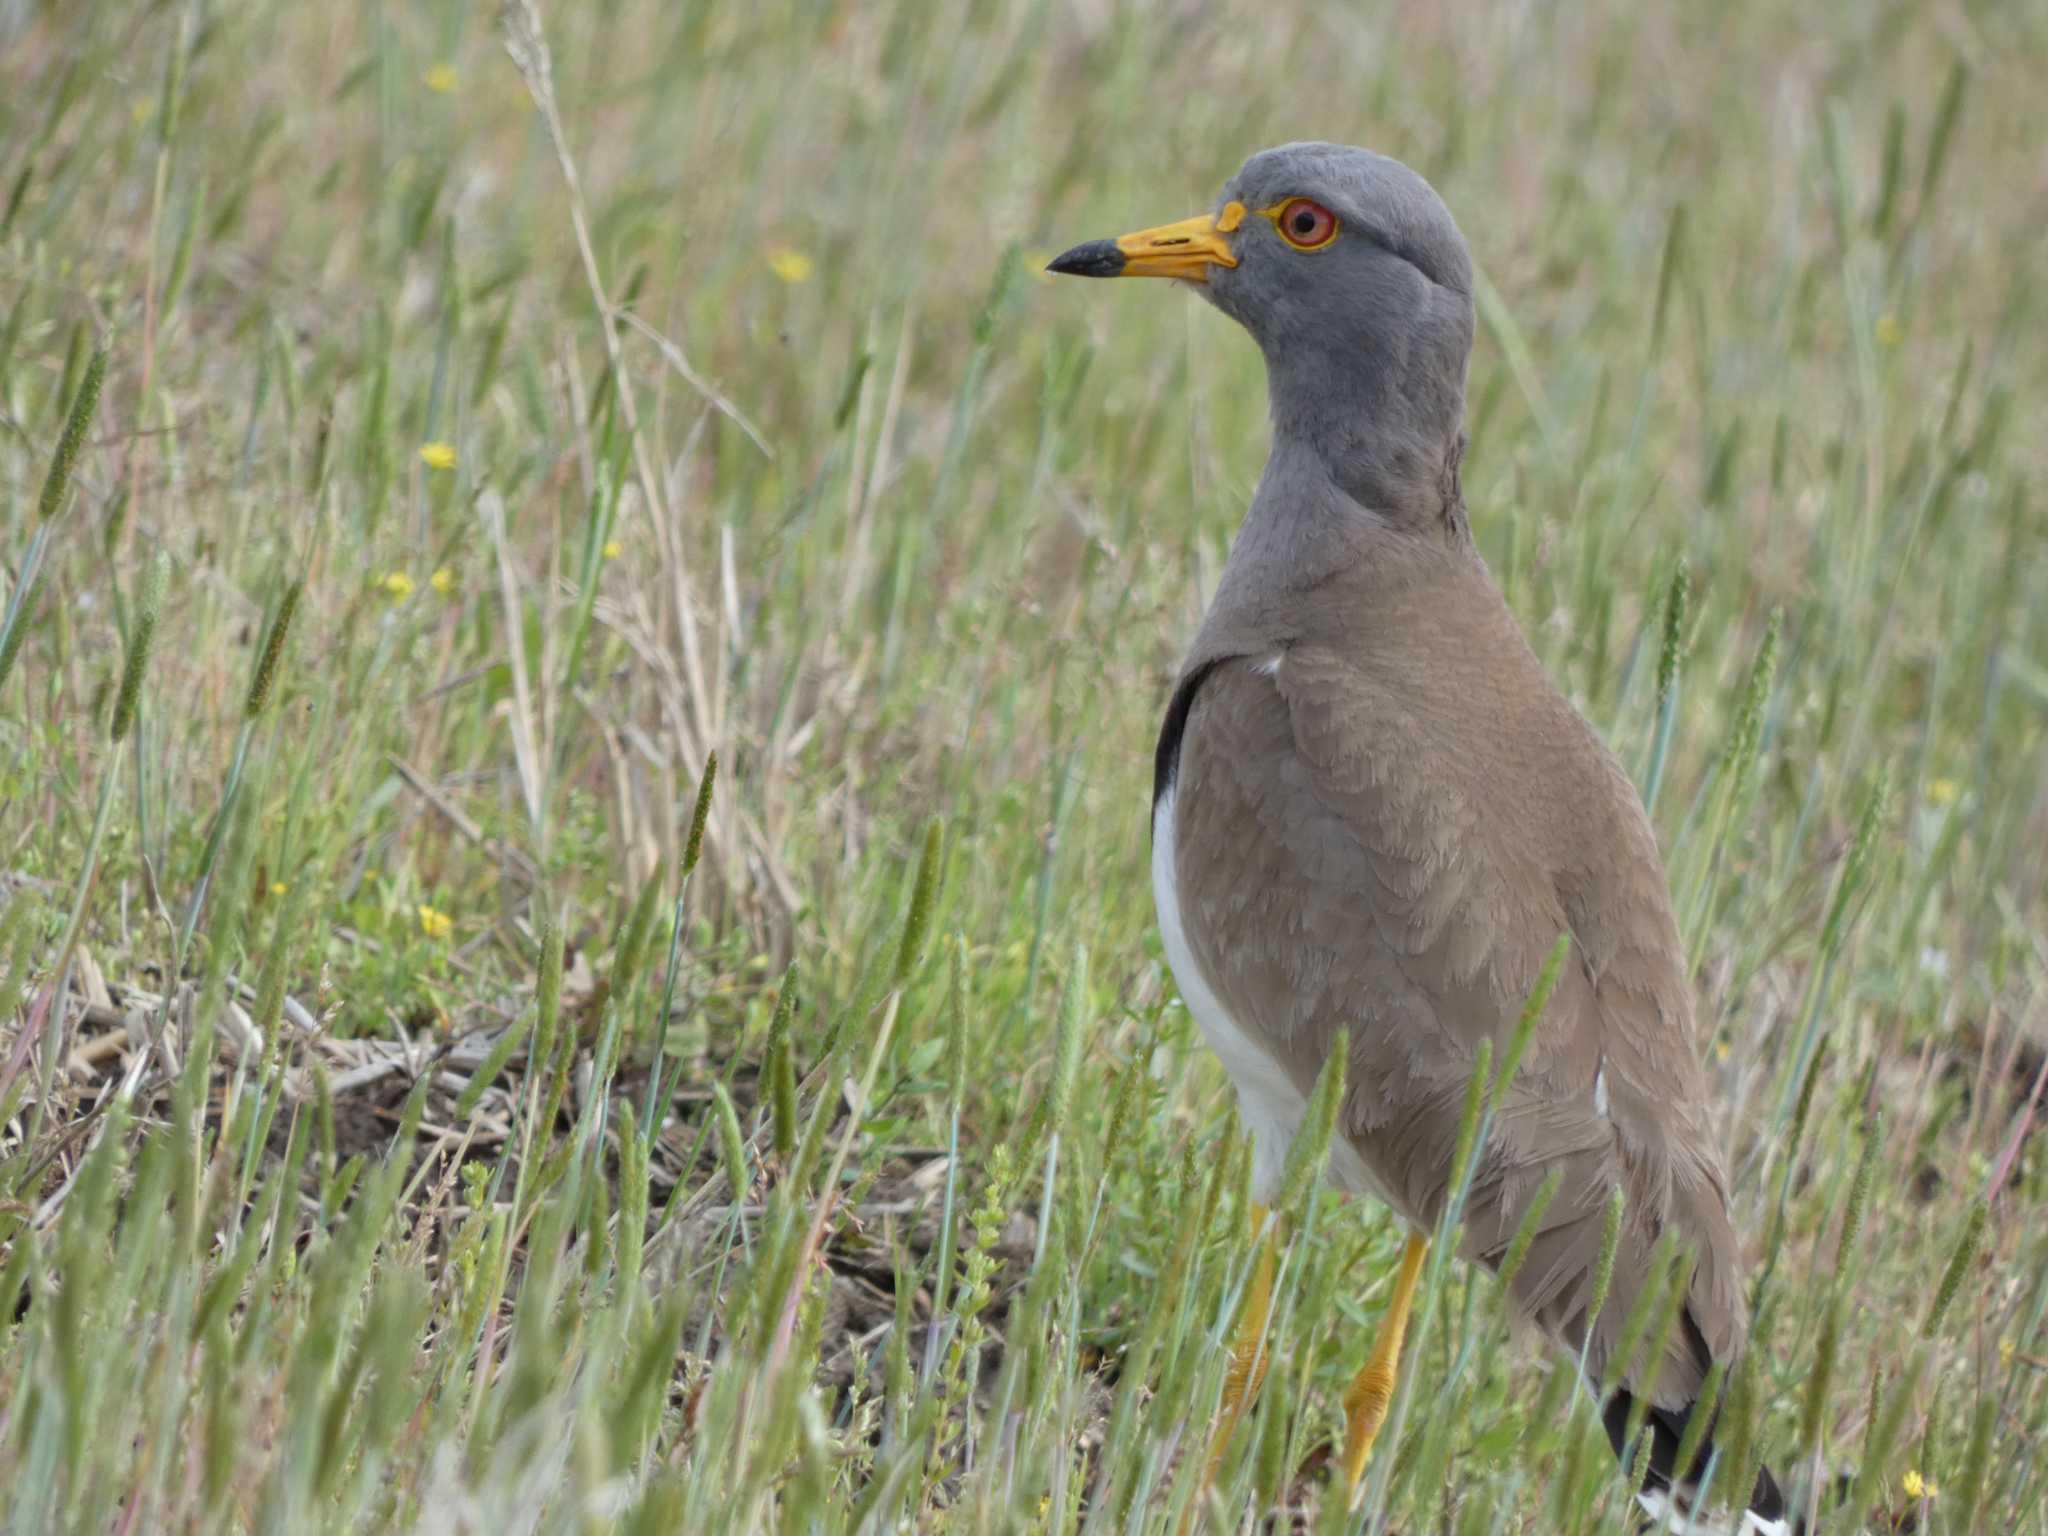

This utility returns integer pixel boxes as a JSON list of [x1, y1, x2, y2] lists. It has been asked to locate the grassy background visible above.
[[2, 0, 2045, 1531]]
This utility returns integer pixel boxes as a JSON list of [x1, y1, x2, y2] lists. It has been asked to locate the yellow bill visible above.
[[1047, 201, 1246, 281]]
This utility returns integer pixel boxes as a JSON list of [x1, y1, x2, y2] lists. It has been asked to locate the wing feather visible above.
[[1173, 642, 1745, 1406]]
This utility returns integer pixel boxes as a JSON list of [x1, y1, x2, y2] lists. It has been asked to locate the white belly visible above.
[[1151, 783, 1380, 1206]]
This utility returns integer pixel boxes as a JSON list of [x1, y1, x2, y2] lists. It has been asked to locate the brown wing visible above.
[[1172, 626, 1744, 1410]]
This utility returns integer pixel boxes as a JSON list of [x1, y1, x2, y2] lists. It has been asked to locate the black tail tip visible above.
[[1749, 1461, 1788, 1524], [1607, 1387, 1792, 1531]]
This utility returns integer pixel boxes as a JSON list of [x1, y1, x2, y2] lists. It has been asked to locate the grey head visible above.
[[1050, 142, 1476, 529]]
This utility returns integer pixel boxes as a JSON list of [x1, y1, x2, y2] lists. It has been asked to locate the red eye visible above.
[[1276, 197, 1338, 250]]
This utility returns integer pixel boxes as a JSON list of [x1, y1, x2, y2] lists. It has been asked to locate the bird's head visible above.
[[1050, 142, 1476, 523]]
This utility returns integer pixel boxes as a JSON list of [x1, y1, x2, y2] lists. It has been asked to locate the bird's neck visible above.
[[1264, 358, 1469, 535], [1189, 433, 1476, 668]]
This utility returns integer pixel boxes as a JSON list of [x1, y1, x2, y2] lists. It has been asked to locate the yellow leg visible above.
[[1183, 1203, 1281, 1528], [1340, 1230, 1430, 1502], [1209, 1204, 1280, 1467]]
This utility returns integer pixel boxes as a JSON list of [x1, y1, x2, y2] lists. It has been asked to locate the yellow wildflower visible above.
[[1926, 777, 1958, 806], [764, 246, 814, 284], [602, 539, 623, 560], [1875, 313, 1903, 348], [417, 905, 454, 940], [2000, 1336, 2016, 1366], [1902, 1469, 1936, 1499], [430, 567, 456, 596], [423, 64, 458, 94], [1714, 1040, 1731, 1062], [270, 881, 288, 897], [382, 571, 416, 600], [419, 441, 457, 470]]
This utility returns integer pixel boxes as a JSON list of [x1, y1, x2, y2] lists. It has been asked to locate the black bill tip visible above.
[[1046, 239, 1126, 278]]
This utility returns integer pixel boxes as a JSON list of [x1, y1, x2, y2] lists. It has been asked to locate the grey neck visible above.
[[1192, 433, 1463, 667], [1264, 351, 1468, 537]]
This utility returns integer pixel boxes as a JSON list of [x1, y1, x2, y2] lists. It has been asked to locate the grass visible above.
[[1, 0, 2044, 1531]]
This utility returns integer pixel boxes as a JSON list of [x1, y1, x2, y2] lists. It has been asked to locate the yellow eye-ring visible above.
[[1267, 197, 1340, 251]]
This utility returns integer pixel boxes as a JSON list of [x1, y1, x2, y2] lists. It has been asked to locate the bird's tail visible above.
[[1604, 1387, 1793, 1536]]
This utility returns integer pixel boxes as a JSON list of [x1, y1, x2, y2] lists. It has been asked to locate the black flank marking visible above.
[[1152, 658, 1229, 817]]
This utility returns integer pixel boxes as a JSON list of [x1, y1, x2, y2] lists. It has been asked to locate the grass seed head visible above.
[[1276, 1031, 1347, 1219], [1496, 1165, 1564, 1294], [1921, 1198, 1987, 1340], [244, 579, 301, 719], [682, 751, 718, 878], [1656, 555, 1691, 704], [1800, 1288, 1844, 1460], [713, 1081, 750, 1201], [1587, 1184, 1627, 1340], [1044, 940, 1087, 1140], [893, 815, 943, 984], [111, 549, 168, 743], [769, 1026, 798, 1164], [39, 340, 108, 521]]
